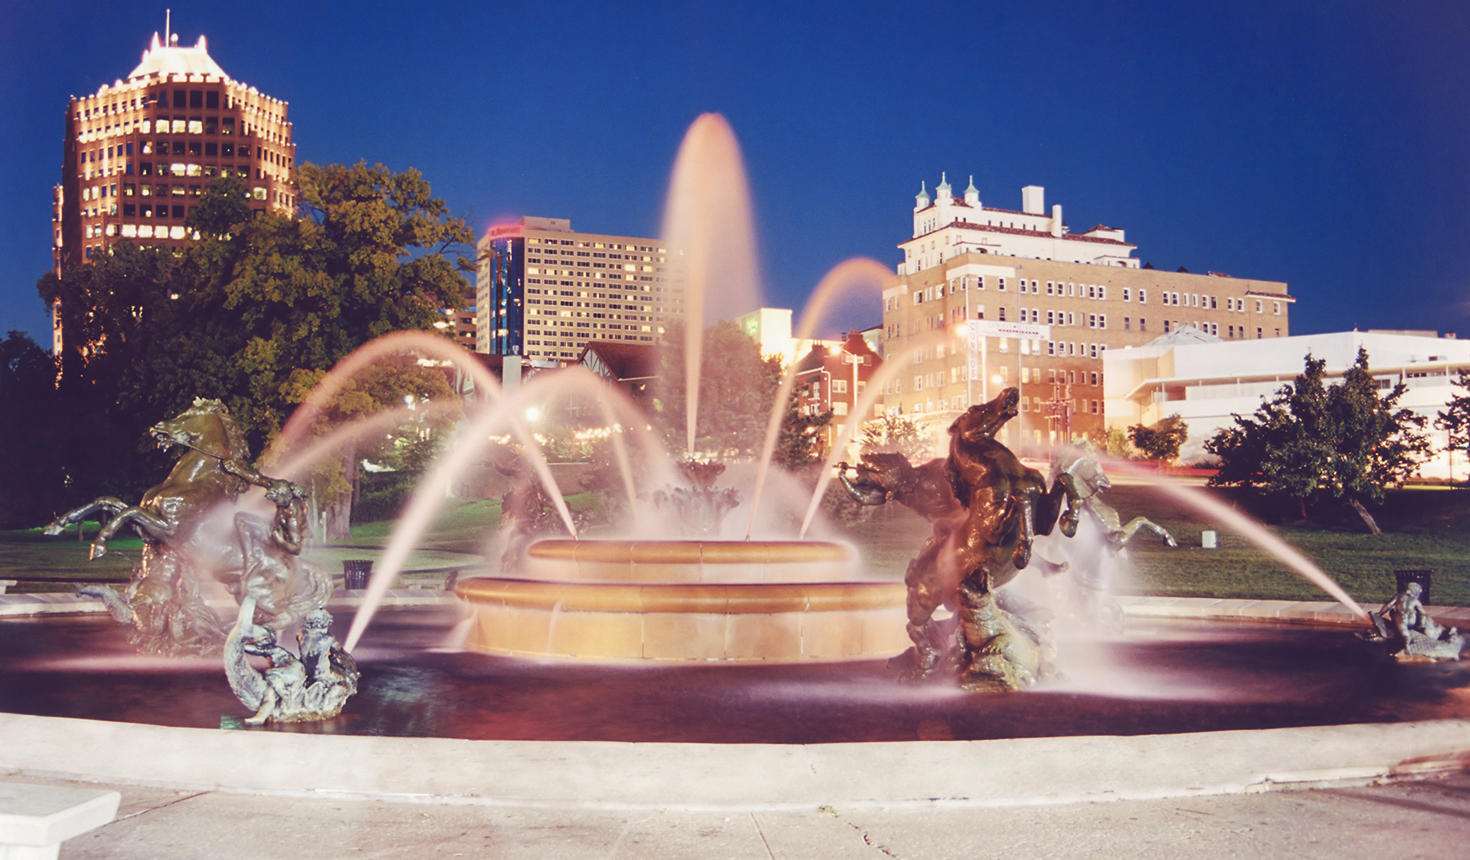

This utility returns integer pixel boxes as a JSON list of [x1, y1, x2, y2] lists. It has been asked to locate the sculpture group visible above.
[[47, 398, 354, 723], [839, 387, 1176, 691]]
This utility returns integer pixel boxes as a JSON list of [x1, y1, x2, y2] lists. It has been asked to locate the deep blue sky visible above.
[[4, 1, 1468, 344]]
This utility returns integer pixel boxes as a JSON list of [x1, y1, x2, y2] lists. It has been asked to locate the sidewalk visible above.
[[8, 769, 1469, 860]]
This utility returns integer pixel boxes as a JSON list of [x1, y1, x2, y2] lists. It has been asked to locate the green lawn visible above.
[[5, 485, 1468, 607]]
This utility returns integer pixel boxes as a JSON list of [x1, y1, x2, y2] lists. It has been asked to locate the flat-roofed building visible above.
[[476, 217, 684, 359], [1105, 328, 1470, 476], [881, 176, 1293, 452]]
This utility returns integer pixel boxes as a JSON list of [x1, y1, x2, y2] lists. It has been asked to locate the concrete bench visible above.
[[0, 781, 120, 859], [0, 580, 15, 594]]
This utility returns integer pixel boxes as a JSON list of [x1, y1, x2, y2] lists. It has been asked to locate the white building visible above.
[[1105, 329, 1470, 478]]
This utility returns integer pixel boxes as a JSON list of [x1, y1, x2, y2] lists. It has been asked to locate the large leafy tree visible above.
[[35, 163, 473, 520], [1207, 349, 1429, 533]]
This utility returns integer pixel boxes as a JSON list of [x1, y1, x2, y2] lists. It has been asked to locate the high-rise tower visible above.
[[53, 26, 296, 282]]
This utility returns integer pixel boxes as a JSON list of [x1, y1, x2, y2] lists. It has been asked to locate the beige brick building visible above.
[[881, 177, 1293, 452], [477, 217, 684, 360]]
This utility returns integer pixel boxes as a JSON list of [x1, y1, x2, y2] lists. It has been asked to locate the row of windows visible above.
[[526, 237, 661, 253], [528, 263, 663, 273], [892, 278, 1287, 316], [528, 250, 663, 262], [80, 87, 286, 124]]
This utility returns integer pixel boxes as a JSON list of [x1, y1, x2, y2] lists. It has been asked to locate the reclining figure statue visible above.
[[1358, 581, 1464, 661]]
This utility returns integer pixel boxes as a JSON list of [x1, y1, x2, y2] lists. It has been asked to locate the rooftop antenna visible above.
[[164, 8, 171, 45]]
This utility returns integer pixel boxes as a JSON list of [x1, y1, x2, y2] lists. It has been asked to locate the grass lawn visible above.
[[4, 484, 1468, 607]]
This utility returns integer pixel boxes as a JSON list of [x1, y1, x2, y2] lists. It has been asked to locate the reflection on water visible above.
[[3, 608, 1468, 743]]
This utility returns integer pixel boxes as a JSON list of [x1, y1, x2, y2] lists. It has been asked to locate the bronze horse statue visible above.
[[48, 399, 329, 655], [944, 389, 1072, 691]]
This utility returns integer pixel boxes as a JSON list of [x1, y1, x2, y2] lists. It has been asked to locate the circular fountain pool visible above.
[[457, 538, 910, 661], [5, 606, 1469, 743]]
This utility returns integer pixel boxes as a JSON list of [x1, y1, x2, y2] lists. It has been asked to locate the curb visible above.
[[1, 713, 1466, 811]]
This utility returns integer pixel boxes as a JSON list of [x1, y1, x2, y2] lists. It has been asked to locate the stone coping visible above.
[[9, 591, 1464, 628], [457, 577, 903, 614], [0, 781, 120, 850], [1, 712, 1467, 811], [0, 589, 460, 618], [527, 539, 855, 565]]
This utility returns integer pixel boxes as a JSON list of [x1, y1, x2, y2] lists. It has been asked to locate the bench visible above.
[[0, 781, 120, 859]]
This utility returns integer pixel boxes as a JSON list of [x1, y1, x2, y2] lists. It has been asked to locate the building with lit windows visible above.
[[53, 26, 296, 293], [880, 176, 1294, 452], [476, 217, 684, 359], [793, 330, 884, 451]]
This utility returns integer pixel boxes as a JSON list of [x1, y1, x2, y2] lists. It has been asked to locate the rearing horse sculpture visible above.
[[48, 398, 328, 655]]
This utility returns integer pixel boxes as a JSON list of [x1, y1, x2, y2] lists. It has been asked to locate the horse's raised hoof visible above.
[[1163, 535, 1178, 548], [88, 542, 107, 560], [1011, 542, 1032, 570]]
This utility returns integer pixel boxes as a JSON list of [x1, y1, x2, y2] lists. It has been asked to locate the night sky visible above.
[[4, 1, 1468, 345]]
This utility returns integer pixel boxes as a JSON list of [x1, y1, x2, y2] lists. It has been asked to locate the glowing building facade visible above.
[[476, 217, 684, 359], [53, 29, 296, 276], [881, 178, 1294, 451]]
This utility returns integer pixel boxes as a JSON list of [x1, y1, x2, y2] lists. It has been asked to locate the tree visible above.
[[35, 165, 474, 521], [1127, 414, 1188, 462], [1207, 349, 1429, 533], [0, 332, 67, 525], [1435, 369, 1470, 478], [653, 319, 782, 458], [861, 412, 930, 461]]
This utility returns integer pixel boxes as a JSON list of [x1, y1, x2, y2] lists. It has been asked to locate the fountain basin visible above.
[[456, 569, 907, 661], [520, 538, 859, 583]]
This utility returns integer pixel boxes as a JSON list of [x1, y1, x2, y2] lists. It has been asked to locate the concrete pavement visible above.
[[6, 770, 1467, 859]]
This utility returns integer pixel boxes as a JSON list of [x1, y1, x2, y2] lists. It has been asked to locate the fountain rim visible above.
[[525, 538, 856, 565], [456, 575, 903, 613]]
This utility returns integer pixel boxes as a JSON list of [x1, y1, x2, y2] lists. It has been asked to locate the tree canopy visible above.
[[1435, 369, 1470, 474], [1127, 414, 1188, 462], [34, 162, 472, 516], [1206, 348, 1429, 533]]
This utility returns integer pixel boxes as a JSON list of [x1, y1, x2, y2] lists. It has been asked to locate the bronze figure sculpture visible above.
[[839, 389, 1074, 689], [944, 389, 1071, 691], [47, 399, 330, 655], [1359, 581, 1465, 661], [225, 595, 359, 724], [1048, 443, 1176, 629]]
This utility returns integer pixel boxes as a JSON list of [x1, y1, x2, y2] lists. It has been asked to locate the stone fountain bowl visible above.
[[457, 538, 908, 662]]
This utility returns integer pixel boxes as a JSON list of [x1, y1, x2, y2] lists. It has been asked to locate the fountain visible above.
[[8, 114, 1469, 812]]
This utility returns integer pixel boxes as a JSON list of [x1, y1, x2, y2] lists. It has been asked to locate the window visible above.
[[1255, 300, 1263, 314], [833, 401, 848, 416], [833, 380, 848, 394], [1123, 288, 1130, 302], [1274, 301, 1281, 315], [1139, 289, 1147, 304]]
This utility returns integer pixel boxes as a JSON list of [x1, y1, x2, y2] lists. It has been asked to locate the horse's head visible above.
[[151, 398, 249, 460], [948, 388, 1019, 442]]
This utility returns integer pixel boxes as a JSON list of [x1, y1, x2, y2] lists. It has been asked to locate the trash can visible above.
[[342, 560, 373, 590], [1393, 569, 1433, 604]]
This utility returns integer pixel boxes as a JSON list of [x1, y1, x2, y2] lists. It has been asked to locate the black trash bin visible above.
[[1394, 569, 1434, 604], [342, 559, 373, 590]]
